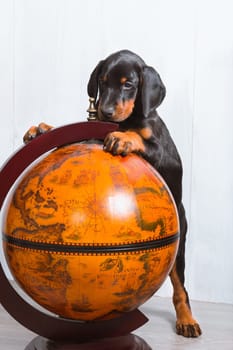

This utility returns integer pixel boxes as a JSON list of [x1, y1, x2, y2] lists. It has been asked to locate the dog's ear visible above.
[[140, 66, 166, 118], [87, 60, 104, 102]]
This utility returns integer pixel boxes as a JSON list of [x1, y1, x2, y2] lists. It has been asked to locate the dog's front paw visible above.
[[23, 122, 53, 144], [104, 131, 145, 156], [176, 321, 202, 338]]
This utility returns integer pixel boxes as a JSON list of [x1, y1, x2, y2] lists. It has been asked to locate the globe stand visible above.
[[25, 334, 151, 349], [0, 122, 152, 349]]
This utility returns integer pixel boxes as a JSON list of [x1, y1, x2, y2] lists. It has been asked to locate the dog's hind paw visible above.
[[176, 322, 202, 338]]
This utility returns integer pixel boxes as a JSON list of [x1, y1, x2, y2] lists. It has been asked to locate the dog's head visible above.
[[87, 50, 166, 122]]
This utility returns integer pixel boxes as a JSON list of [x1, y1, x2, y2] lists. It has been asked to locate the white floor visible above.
[[1, 296, 233, 349], [136, 297, 233, 349]]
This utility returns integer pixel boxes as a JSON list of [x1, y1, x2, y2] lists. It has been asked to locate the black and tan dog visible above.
[[24, 50, 201, 337]]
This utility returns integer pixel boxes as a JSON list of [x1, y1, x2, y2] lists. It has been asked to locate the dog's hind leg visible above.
[[169, 203, 202, 337]]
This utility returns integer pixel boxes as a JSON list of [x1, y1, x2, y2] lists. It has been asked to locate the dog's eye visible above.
[[123, 81, 133, 90]]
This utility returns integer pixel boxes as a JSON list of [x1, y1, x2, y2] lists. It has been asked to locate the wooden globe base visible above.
[[25, 334, 152, 350], [0, 122, 152, 350]]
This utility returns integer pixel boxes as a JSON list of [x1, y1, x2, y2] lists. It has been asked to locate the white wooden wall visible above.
[[0, 0, 233, 304]]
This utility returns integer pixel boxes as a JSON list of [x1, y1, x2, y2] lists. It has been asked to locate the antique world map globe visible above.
[[2, 141, 179, 321]]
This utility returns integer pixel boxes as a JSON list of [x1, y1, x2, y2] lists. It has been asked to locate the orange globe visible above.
[[2, 142, 179, 321]]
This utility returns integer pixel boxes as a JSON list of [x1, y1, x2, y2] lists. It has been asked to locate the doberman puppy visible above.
[[24, 50, 201, 338]]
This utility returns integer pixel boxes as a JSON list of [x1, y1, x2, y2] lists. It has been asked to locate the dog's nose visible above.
[[101, 106, 114, 119]]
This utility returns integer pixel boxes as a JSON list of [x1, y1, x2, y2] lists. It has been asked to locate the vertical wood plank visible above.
[[0, 0, 15, 165], [188, 0, 233, 303]]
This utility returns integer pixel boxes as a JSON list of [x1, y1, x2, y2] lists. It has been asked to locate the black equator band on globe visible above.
[[3, 232, 179, 254]]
